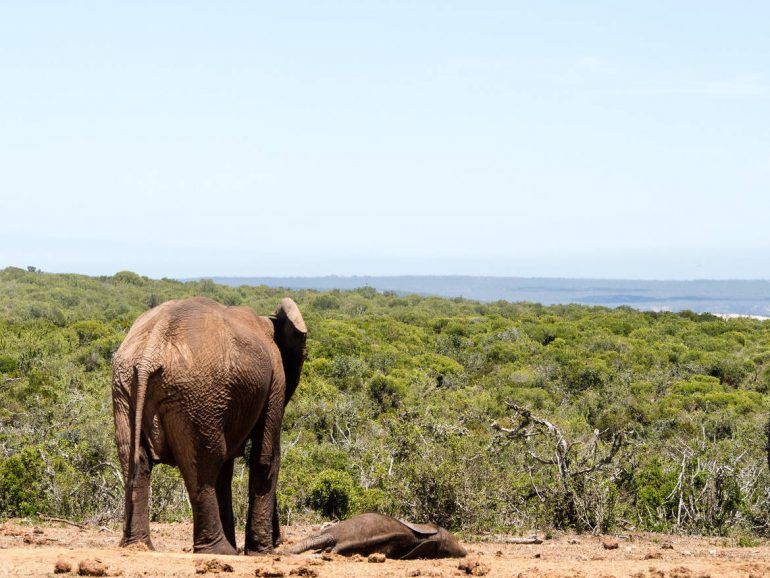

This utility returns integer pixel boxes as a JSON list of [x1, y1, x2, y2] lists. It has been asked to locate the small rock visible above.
[[289, 567, 318, 577], [568, 539, 581, 545], [255, 568, 285, 578], [669, 567, 692, 578], [54, 559, 72, 574], [406, 570, 421, 577], [661, 541, 674, 550], [648, 568, 665, 578], [681, 550, 693, 556], [350, 554, 364, 562], [195, 559, 234, 574], [494, 551, 503, 558], [708, 549, 717, 556], [78, 559, 109, 577], [33, 527, 44, 534], [602, 540, 619, 550], [183, 546, 192, 552], [320, 553, 334, 562], [23, 533, 49, 545], [368, 553, 386, 563], [0, 524, 23, 537], [645, 550, 663, 559], [458, 557, 490, 576], [533, 553, 541, 559]]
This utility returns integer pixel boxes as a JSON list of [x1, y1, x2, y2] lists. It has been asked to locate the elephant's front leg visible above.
[[245, 387, 285, 555]]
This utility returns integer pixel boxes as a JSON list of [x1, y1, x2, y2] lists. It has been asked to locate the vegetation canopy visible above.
[[1, 267, 769, 536]]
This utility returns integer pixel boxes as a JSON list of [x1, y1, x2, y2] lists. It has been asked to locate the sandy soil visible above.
[[1, 521, 769, 578]]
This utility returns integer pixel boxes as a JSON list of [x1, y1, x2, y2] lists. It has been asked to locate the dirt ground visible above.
[[1, 521, 769, 578]]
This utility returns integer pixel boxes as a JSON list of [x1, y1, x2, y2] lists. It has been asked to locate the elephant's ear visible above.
[[398, 520, 439, 536], [272, 298, 307, 405]]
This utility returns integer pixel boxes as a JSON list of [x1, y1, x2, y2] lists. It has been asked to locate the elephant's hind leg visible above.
[[114, 385, 154, 551], [165, 417, 236, 556], [245, 379, 285, 555], [120, 445, 155, 550], [181, 457, 236, 555], [216, 458, 236, 550]]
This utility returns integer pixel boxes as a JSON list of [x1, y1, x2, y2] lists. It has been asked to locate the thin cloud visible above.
[[554, 56, 617, 85], [605, 74, 768, 98]]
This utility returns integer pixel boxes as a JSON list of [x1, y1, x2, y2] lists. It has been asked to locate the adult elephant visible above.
[[112, 296, 306, 555]]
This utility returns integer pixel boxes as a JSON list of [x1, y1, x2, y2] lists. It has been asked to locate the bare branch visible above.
[[36, 513, 86, 529]]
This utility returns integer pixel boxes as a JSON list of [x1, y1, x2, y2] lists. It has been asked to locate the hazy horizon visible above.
[[5, 263, 770, 283], [204, 275, 770, 316]]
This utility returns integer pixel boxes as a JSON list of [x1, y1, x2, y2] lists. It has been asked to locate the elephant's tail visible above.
[[129, 361, 158, 486], [286, 533, 335, 555]]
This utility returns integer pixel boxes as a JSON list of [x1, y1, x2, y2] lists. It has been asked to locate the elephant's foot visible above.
[[245, 533, 276, 556], [193, 535, 238, 556], [119, 536, 155, 551], [244, 546, 274, 556]]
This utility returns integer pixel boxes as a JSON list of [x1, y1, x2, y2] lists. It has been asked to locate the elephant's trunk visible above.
[[286, 533, 335, 555]]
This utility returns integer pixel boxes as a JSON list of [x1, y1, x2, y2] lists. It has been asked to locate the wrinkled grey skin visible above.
[[286, 513, 467, 559], [112, 297, 306, 556]]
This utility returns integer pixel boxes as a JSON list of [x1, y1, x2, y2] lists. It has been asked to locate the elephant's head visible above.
[[272, 297, 307, 405], [398, 520, 467, 559]]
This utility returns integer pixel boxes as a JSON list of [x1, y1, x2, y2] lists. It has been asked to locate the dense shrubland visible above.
[[1, 266, 769, 537]]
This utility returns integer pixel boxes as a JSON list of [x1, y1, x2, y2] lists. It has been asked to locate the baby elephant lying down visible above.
[[286, 513, 467, 559]]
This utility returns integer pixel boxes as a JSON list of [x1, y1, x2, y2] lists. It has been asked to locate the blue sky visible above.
[[1, 2, 768, 279]]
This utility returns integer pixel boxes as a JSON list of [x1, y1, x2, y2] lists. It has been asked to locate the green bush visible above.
[[352, 487, 387, 514], [113, 271, 146, 286], [0, 448, 48, 518], [368, 373, 407, 411], [309, 469, 355, 519], [2, 268, 770, 536], [0, 354, 16, 374]]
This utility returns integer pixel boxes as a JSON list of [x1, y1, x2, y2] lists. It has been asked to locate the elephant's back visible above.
[[115, 297, 273, 378], [116, 298, 214, 363]]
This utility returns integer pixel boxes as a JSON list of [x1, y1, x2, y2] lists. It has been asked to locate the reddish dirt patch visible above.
[[0, 521, 768, 577]]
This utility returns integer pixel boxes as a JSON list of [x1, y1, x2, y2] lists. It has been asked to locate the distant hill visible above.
[[195, 276, 770, 317]]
